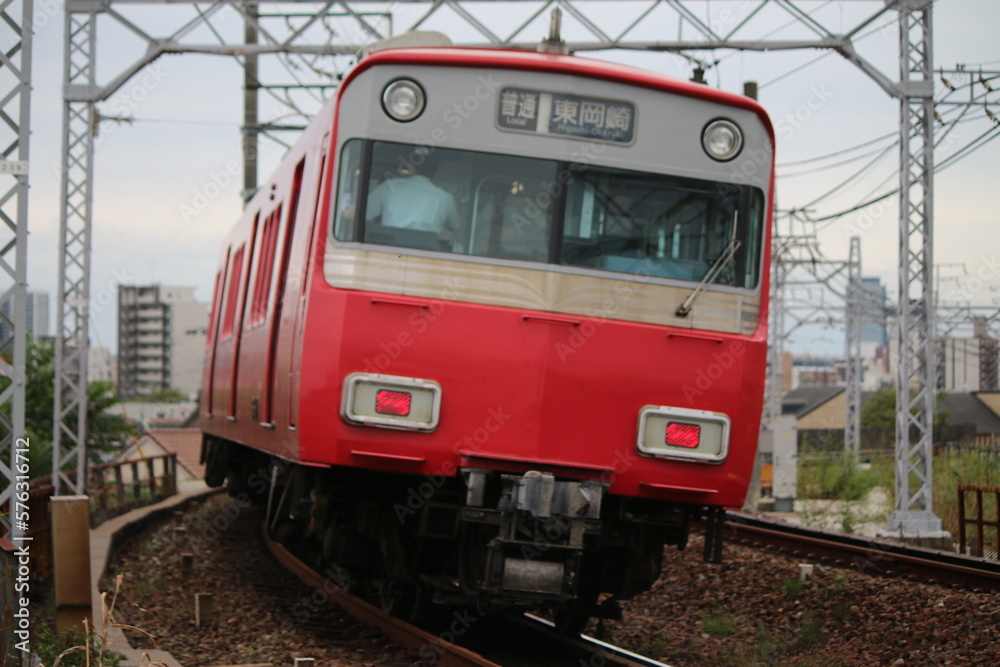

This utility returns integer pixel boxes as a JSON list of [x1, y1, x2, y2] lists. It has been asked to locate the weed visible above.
[[782, 577, 809, 596], [33, 624, 124, 667], [795, 611, 827, 650], [701, 606, 743, 636], [839, 507, 856, 534], [753, 622, 788, 662], [798, 459, 878, 501], [826, 573, 849, 598], [35, 574, 161, 667], [832, 599, 853, 623], [637, 637, 668, 658]]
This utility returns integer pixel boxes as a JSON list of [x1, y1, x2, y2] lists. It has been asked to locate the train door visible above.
[[263, 159, 305, 426], [228, 216, 259, 419], [203, 260, 227, 416], [289, 142, 329, 429]]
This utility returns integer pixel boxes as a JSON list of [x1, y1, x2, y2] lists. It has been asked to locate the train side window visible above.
[[250, 205, 282, 326], [333, 139, 362, 241], [206, 269, 223, 348], [221, 245, 245, 339]]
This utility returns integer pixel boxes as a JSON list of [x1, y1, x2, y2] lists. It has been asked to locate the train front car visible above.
[[303, 48, 770, 623]]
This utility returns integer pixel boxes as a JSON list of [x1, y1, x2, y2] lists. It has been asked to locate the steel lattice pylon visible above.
[[887, 0, 942, 535], [53, 6, 97, 494], [844, 236, 863, 464], [0, 0, 32, 540], [51, 2, 945, 530]]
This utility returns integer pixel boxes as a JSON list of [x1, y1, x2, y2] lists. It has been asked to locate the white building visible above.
[[117, 285, 207, 399], [89, 345, 115, 384]]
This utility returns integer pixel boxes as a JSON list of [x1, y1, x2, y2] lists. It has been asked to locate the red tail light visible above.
[[666, 422, 700, 449], [376, 390, 412, 416]]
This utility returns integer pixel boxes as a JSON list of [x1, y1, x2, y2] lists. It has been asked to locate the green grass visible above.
[[782, 577, 809, 596], [701, 606, 743, 637], [33, 625, 123, 667], [797, 448, 1000, 547], [797, 459, 880, 501]]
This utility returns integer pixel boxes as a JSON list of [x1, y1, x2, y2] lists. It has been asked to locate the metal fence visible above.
[[797, 424, 985, 461]]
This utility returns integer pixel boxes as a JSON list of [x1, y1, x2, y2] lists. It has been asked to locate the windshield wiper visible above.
[[675, 212, 741, 318]]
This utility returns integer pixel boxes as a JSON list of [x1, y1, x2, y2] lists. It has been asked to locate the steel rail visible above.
[[512, 613, 674, 667], [260, 525, 502, 667], [725, 512, 1000, 589]]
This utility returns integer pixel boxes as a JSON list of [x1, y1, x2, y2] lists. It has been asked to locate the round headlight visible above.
[[382, 79, 425, 122], [702, 119, 743, 161]]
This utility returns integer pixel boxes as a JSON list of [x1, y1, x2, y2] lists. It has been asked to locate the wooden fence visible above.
[[4, 454, 177, 581]]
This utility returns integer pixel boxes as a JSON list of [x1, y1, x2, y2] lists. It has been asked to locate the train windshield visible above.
[[333, 140, 765, 289]]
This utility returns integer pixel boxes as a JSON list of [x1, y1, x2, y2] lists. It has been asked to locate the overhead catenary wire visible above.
[[779, 143, 898, 178], [777, 130, 897, 168], [808, 122, 1000, 227]]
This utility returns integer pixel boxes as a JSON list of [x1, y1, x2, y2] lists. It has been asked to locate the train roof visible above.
[[343, 46, 774, 141]]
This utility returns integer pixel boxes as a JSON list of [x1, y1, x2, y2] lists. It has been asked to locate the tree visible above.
[[861, 387, 950, 429], [1, 337, 139, 479]]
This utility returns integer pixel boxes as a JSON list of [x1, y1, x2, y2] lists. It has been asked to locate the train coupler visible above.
[[461, 469, 607, 600]]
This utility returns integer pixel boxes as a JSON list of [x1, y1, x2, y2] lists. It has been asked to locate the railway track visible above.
[[106, 494, 998, 665], [725, 512, 1000, 589], [261, 525, 671, 667]]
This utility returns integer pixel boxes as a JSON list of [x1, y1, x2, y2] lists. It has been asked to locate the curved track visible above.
[[261, 524, 500, 667], [725, 512, 1000, 589], [260, 524, 672, 667]]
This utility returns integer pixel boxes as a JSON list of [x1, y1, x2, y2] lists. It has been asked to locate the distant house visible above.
[[782, 388, 1000, 448]]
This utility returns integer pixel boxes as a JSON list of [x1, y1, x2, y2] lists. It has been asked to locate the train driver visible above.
[[365, 157, 461, 234]]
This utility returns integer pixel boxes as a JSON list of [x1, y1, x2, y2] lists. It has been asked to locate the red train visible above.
[[201, 36, 774, 627]]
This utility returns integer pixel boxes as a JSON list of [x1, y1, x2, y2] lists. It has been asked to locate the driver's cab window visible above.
[[331, 139, 762, 289], [562, 167, 741, 284], [363, 143, 467, 252], [471, 177, 553, 262]]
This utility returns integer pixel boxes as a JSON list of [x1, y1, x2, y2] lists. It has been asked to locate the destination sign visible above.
[[496, 87, 636, 145]]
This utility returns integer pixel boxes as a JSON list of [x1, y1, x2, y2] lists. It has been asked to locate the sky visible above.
[[10, 0, 1000, 358]]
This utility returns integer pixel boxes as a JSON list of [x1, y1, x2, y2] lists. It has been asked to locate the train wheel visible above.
[[378, 576, 414, 616], [379, 522, 416, 617]]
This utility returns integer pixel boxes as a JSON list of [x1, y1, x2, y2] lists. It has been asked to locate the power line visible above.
[[799, 141, 897, 209], [809, 122, 1000, 228], [779, 143, 898, 178], [777, 131, 897, 168]]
